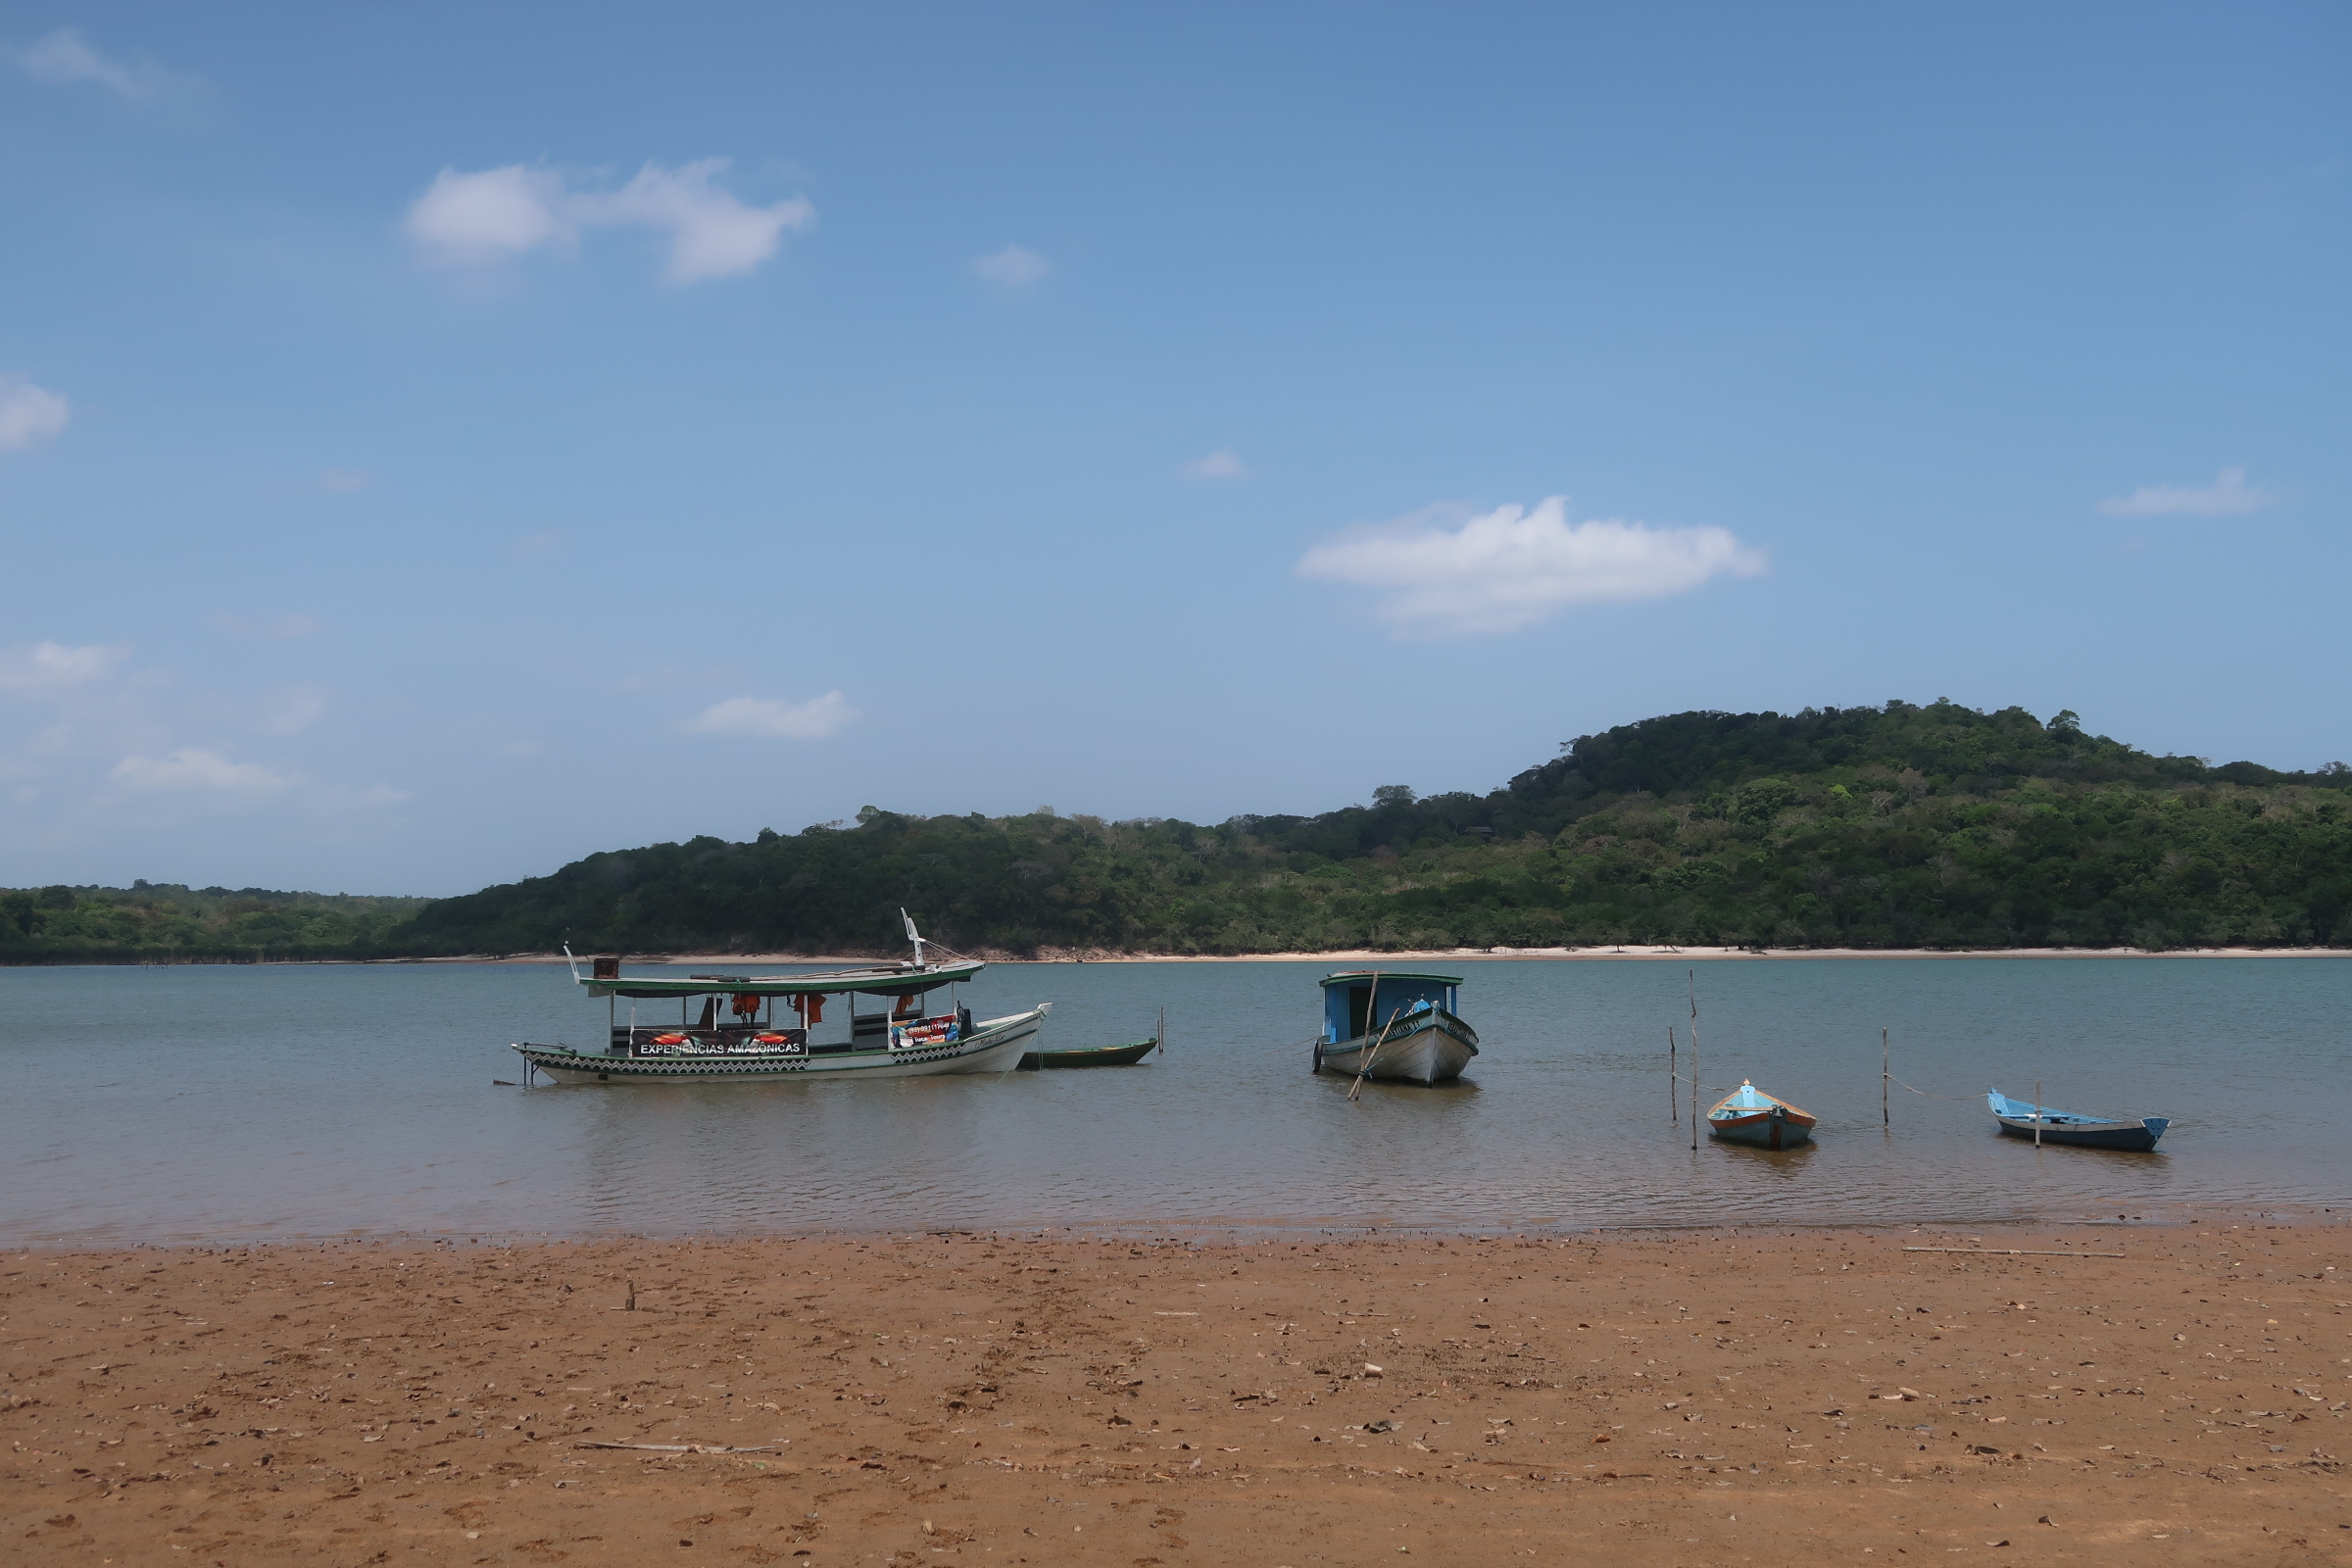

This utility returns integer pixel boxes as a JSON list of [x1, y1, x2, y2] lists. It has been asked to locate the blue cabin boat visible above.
[[1312, 970, 1479, 1084]]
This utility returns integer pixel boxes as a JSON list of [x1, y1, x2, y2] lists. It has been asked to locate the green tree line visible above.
[[13, 700, 2352, 962], [0, 882, 431, 963]]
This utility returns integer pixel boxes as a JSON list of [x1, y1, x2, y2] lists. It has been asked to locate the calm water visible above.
[[3, 957, 2347, 1245]]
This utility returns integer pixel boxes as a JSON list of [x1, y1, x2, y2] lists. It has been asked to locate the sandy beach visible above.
[[7, 1225, 2347, 1565]]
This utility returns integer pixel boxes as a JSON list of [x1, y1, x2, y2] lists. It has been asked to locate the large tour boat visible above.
[[511, 915, 1047, 1084]]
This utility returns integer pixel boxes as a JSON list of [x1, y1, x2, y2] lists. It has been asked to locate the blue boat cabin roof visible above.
[[1321, 971, 1462, 1043], [1316, 970, 1462, 989]]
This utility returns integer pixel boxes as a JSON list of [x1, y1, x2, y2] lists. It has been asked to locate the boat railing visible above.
[[610, 1010, 964, 1057], [1328, 1001, 1467, 1045]]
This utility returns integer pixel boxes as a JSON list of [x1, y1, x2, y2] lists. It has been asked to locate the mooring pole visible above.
[[1689, 970, 1700, 1152]]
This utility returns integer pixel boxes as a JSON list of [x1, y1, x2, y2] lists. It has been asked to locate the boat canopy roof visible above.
[[1317, 970, 1462, 989], [578, 957, 985, 1000]]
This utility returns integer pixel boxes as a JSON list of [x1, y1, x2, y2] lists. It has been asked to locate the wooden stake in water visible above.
[[1883, 1026, 1890, 1130], [1689, 969, 1700, 1152], [1669, 1025, 1678, 1124]]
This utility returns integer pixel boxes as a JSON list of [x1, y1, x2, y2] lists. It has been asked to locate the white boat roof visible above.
[[579, 957, 984, 1000]]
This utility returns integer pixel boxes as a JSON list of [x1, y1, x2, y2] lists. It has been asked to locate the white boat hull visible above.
[[514, 1005, 1049, 1084], [1315, 1010, 1479, 1085]]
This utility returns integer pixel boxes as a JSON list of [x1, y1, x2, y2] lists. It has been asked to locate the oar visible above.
[[1348, 1004, 1408, 1102]]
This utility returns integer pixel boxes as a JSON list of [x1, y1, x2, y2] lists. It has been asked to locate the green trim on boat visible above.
[[1016, 1038, 1158, 1070]]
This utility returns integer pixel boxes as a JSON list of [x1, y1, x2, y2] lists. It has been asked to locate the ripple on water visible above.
[[2, 956, 2348, 1243]]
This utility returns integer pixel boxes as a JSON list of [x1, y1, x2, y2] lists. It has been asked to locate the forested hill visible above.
[[9, 701, 2346, 962], [0, 884, 429, 964], [392, 700, 2352, 957]]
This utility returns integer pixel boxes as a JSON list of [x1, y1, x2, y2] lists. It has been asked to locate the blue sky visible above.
[[1, 3, 2345, 895]]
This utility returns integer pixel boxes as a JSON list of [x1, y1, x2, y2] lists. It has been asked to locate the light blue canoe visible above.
[[1988, 1090, 2168, 1152], [1707, 1080, 1817, 1150]]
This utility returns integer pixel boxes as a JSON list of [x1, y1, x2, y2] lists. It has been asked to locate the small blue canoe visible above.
[[1988, 1090, 2169, 1152]]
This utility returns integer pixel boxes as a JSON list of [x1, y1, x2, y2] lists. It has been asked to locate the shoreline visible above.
[[415, 943, 2352, 966], [10, 1200, 2348, 1252], [7, 944, 2350, 969], [9, 1223, 2345, 1564]]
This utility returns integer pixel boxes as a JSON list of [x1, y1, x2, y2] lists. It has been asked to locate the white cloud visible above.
[[0, 643, 405, 823], [0, 641, 129, 690], [1298, 496, 1768, 637], [0, 373, 70, 451], [404, 166, 568, 262], [405, 160, 813, 284], [972, 244, 1052, 287], [110, 748, 298, 797], [1183, 448, 1250, 480], [318, 468, 375, 493], [577, 161, 815, 283], [2098, 466, 2279, 517], [683, 691, 859, 740], [6, 27, 173, 100]]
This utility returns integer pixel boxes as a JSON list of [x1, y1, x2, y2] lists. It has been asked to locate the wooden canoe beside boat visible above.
[[1706, 1080, 1817, 1150], [1020, 1009, 1163, 1070], [1988, 1090, 2170, 1152], [1019, 1037, 1156, 1070]]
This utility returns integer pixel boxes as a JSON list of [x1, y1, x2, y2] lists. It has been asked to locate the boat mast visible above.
[[902, 907, 927, 970]]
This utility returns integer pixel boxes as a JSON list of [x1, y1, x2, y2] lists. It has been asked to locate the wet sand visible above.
[[6, 1225, 2347, 1565]]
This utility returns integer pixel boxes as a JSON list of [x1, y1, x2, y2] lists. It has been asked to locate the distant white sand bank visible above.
[[427, 943, 2352, 966]]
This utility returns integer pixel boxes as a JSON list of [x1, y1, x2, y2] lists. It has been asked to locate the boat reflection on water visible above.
[[1706, 1136, 1820, 1179]]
